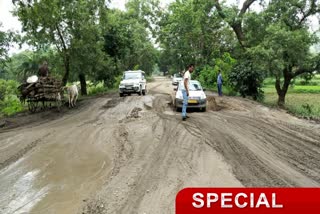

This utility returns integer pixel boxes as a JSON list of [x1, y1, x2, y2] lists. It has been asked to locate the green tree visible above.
[[13, 0, 106, 90], [68, 0, 107, 95], [257, 0, 320, 106], [2, 49, 64, 82], [0, 23, 15, 73], [101, 6, 158, 79], [158, 0, 224, 68], [214, 0, 320, 106], [198, 52, 236, 88]]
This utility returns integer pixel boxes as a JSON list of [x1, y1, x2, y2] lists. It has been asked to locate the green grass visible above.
[[263, 93, 320, 119], [262, 84, 320, 94], [262, 77, 320, 119], [292, 85, 320, 93], [264, 75, 320, 86]]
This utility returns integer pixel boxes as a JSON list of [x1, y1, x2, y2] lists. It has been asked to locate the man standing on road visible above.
[[217, 70, 223, 96], [181, 64, 195, 121]]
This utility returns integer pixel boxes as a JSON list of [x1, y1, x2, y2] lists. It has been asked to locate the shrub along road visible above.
[[0, 77, 319, 214]]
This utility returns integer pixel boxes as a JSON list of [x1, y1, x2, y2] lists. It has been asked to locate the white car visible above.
[[174, 80, 207, 112], [119, 70, 147, 97], [172, 73, 183, 85]]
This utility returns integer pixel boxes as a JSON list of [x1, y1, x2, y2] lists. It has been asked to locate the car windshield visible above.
[[124, 73, 141, 80], [190, 82, 202, 91], [179, 82, 202, 91], [174, 74, 182, 78]]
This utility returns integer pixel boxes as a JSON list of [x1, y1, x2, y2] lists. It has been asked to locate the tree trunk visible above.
[[62, 54, 70, 86], [231, 23, 246, 48], [277, 91, 286, 107], [56, 24, 70, 87], [79, 73, 87, 95], [275, 72, 291, 107]]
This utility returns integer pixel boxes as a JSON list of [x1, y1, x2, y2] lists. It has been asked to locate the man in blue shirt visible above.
[[217, 70, 223, 96]]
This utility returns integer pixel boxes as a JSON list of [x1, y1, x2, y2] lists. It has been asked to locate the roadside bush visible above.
[[113, 75, 123, 89], [1, 96, 23, 116], [198, 53, 236, 89], [146, 76, 155, 82], [300, 73, 314, 85], [229, 60, 265, 101], [198, 65, 215, 88], [87, 82, 107, 95], [0, 79, 24, 116]]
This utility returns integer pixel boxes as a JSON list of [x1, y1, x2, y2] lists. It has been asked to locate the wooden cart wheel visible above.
[[27, 101, 32, 112], [56, 99, 62, 111], [32, 101, 38, 112], [42, 100, 47, 109], [28, 101, 38, 113], [55, 91, 62, 111]]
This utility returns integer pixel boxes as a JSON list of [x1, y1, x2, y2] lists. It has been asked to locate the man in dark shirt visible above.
[[38, 61, 49, 77]]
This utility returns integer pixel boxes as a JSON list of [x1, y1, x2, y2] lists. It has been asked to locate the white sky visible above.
[[0, 0, 21, 31]]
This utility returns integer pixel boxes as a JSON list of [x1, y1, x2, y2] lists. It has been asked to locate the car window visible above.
[[174, 74, 182, 78], [124, 73, 141, 79]]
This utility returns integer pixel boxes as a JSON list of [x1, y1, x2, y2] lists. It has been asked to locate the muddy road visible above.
[[0, 77, 319, 214]]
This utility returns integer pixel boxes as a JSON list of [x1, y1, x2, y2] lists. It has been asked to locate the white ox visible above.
[[65, 85, 79, 108]]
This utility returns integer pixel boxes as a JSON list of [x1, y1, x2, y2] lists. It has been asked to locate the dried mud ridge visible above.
[[0, 78, 319, 214], [0, 133, 51, 170]]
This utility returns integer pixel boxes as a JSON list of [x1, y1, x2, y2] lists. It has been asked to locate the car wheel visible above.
[[120, 93, 124, 97], [201, 107, 206, 112], [138, 86, 142, 96], [128, 93, 131, 96]]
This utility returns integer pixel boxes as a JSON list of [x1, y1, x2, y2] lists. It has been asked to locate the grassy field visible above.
[[262, 75, 320, 119]]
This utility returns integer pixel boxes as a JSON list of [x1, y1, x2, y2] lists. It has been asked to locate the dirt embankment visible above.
[[0, 77, 319, 214]]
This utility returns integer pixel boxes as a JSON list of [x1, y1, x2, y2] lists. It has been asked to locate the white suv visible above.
[[172, 73, 183, 85], [119, 70, 147, 97]]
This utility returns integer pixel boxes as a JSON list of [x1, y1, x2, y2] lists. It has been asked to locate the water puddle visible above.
[[0, 127, 112, 214]]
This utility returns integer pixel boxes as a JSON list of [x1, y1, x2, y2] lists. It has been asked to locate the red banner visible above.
[[176, 188, 320, 214]]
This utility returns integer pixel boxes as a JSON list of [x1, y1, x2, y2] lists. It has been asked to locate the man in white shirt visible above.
[[181, 64, 195, 121]]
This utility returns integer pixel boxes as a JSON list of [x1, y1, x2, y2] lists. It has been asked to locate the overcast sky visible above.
[[0, 0, 20, 31]]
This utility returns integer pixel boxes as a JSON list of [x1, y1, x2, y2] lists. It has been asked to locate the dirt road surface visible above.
[[0, 77, 319, 214]]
